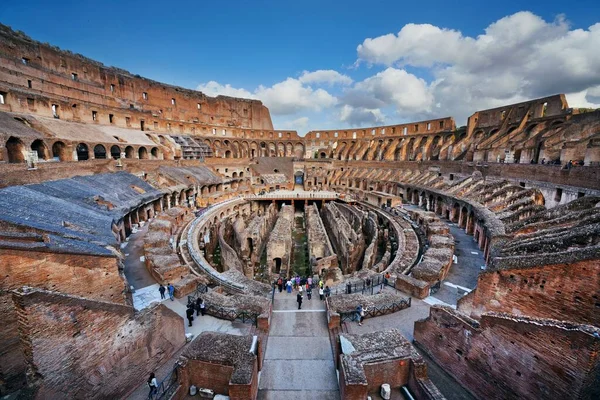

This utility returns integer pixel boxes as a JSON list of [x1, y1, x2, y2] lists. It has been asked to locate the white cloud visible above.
[[339, 105, 386, 127], [255, 78, 337, 115], [197, 78, 337, 117], [355, 12, 600, 123], [299, 70, 353, 85], [196, 81, 256, 99]]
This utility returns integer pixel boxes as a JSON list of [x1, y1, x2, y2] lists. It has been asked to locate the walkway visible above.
[[258, 291, 339, 399]]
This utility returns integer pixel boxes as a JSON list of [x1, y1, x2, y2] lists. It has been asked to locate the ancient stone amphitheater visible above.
[[0, 24, 599, 400]]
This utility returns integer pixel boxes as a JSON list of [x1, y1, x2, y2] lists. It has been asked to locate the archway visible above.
[[76, 143, 89, 161], [138, 147, 148, 159], [31, 139, 50, 161], [6, 136, 26, 163], [125, 146, 134, 158], [110, 145, 121, 159], [273, 257, 282, 274], [93, 144, 107, 159], [151, 147, 159, 159], [52, 141, 68, 161]]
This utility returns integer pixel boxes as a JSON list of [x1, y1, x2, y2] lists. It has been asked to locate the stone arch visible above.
[[277, 142, 285, 157], [151, 147, 160, 159], [225, 150, 232, 158], [31, 139, 51, 161], [110, 145, 121, 159], [76, 143, 89, 161], [138, 147, 148, 159], [268, 142, 276, 157], [125, 146, 135, 158], [294, 142, 305, 158], [93, 144, 107, 159], [6, 136, 27, 163], [52, 141, 68, 161], [286, 142, 293, 157]]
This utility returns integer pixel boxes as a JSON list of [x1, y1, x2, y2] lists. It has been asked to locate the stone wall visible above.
[[0, 291, 26, 394], [414, 306, 600, 400], [0, 248, 128, 305], [305, 203, 338, 273], [458, 258, 600, 326], [266, 204, 293, 277], [12, 288, 185, 399], [321, 202, 365, 274]]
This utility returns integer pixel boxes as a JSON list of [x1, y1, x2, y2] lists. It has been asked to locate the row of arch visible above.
[[317, 134, 456, 162], [204, 139, 306, 159], [3, 136, 163, 163]]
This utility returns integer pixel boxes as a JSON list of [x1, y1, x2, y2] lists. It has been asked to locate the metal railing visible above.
[[205, 305, 260, 326], [186, 283, 208, 305], [338, 297, 412, 324], [148, 364, 179, 400], [329, 274, 396, 296]]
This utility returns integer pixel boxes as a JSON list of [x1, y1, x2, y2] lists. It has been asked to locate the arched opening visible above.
[[232, 172, 238, 178], [247, 238, 254, 255], [31, 139, 50, 161], [138, 147, 148, 159], [125, 146, 134, 158], [273, 257, 282, 274], [93, 144, 107, 159], [76, 143, 89, 161], [52, 141, 68, 161], [225, 150, 232, 158], [320, 152, 327, 158], [151, 147, 159, 159], [110, 145, 121, 159], [6, 136, 26, 163]]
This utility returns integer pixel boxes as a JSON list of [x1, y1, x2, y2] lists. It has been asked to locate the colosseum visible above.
[[0, 23, 598, 400]]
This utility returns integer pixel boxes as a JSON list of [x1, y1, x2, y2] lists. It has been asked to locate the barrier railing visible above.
[[186, 283, 208, 305], [148, 364, 179, 400], [329, 274, 397, 296], [338, 297, 412, 324]]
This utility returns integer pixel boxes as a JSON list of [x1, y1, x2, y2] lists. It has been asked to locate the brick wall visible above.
[[0, 292, 26, 394], [414, 307, 600, 400], [0, 249, 128, 305], [460, 259, 600, 326], [13, 289, 185, 399]]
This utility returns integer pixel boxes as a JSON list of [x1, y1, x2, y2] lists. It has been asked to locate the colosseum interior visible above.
[[0, 23, 599, 400]]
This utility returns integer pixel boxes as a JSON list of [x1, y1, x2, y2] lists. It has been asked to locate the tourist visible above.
[[324, 285, 331, 298], [295, 275, 300, 289], [297, 292, 303, 310], [195, 297, 203, 316], [148, 372, 158, 397], [354, 304, 362, 322], [319, 286, 324, 301], [306, 285, 312, 300], [359, 305, 367, 326], [319, 279, 324, 289], [277, 277, 283, 293], [158, 284, 166, 300], [298, 284, 303, 293], [307, 276, 313, 287], [541, 158, 546, 164], [167, 283, 175, 301], [199, 299, 206, 316], [286, 279, 292, 293], [384, 272, 391, 285], [186, 305, 195, 327]]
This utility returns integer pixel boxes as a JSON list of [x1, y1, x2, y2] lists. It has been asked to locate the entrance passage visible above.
[[258, 292, 339, 399], [291, 209, 309, 277]]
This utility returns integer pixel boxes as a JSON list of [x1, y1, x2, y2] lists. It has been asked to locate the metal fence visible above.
[[148, 364, 179, 400], [338, 297, 412, 324], [186, 283, 208, 305], [329, 274, 396, 296]]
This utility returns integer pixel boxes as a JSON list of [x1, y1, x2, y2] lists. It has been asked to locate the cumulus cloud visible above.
[[355, 12, 600, 123], [196, 81, 256, 99], [255, 78, 337, 115], [196, 78, 337, 117], [339, 105, 386, 126], [299, 70, 353, 85]]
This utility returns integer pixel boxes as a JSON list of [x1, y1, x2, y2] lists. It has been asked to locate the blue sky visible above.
[[1, 0, 599, 133]]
